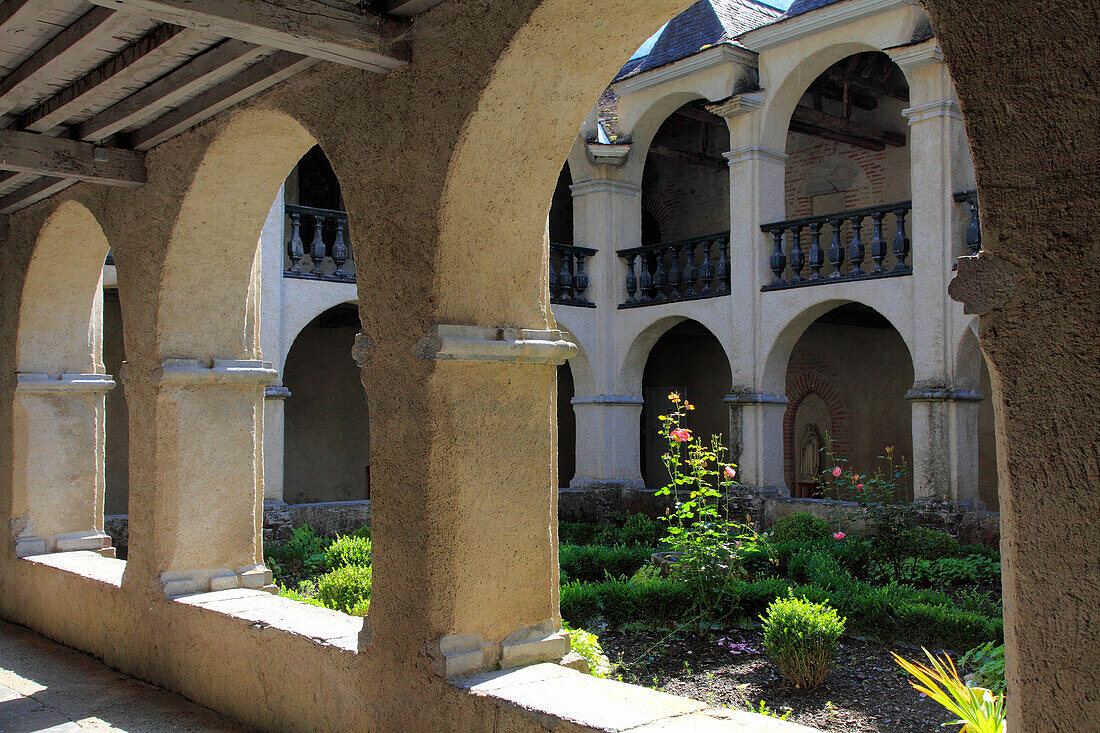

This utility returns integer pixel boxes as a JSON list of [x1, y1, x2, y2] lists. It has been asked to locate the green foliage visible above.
[[770, 513, 831, 544], [276, 584, 325, 608], [559, 543, 653, 582], [560, 581, 601, 626], [317, 564, 372, 615], [761, 592, 846, 690], [352, 525, 371, 540], [559, 578, 693, 628], [895, 649, 1006, 733], [595, 513, 663, 548], [325, 534, 372, 570], [897, 526, 959, 560], [559, 522, 598, 546], [960, 642, 1006, 696], [266, 526, 330, 584], [868, 554, 1001, 587], [563, 624, 611, 677], [753, 700, 791, 721]]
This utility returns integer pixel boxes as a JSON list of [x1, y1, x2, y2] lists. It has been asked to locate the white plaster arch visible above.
[[954, 318, 985, 391], [17, 201, 112, 374], [616, 312, 734, 396], [760, 296, 914, 396], [278, 290, 360, 375], [158, 108, 318, 361], [615, 90, 716, 186], [550, 313, 595, 398]]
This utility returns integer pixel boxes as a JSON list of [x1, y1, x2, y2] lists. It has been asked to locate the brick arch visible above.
[[641, 192, 673, 237], [783, 374, 851, 494]]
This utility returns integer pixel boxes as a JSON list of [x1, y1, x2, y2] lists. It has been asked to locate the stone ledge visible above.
[[23, 550, 126, 587], [457, 663, 819, 732]]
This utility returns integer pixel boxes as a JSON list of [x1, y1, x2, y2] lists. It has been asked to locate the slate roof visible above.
[[786, 0, 848, 17], [614, 0, 784, 81]]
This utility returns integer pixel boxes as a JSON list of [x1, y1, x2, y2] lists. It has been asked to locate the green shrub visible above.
[[560, 581, 601, 626], [352, 525, 371, 540], [325, 534, 371, 569], [761, 592, 846, 690], [595, 513, 663, 548], [893, 602, 1000, 650], [277, 584, 325, 608], [771, 513, 831, 544], [897, 526, 960, 560], [559, 522, 598, 546], [959, 642, 1006, 695], [317, 564, 372, 615], [559, 578, 693, 628], [559, 544, 652, 582], [266, 526, 330, 583], [563, 625, 611, 677]]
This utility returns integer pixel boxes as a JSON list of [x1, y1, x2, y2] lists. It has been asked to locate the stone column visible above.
[[566, 176, 647, 493], [906, 385, 985, 505], [890, 40, 978, 501], [152, 358, 277, 596], [262, 386, 290, 504], [715, 93, 789, 491], [258, 185, 287, 505], [568, 395, 644, 490], [11, 373, 115, 557]]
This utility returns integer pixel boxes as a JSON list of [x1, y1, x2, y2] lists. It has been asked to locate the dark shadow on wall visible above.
[[557, 362, 576, 488], [282, 303, 370, 504], [103, 289, 128, 517]]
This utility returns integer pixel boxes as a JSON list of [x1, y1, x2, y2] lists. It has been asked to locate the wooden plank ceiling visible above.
[[0, 0, 433, 216]]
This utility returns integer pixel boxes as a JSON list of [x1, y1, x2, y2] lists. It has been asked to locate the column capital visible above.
[[570, 394, 644, 406], [722, 146, 788, 167], [15, 372, 115, 393], [416, 325, 576, 365], [584, 142, 631, 167], [905, 384, 985, 402], [264, 385, 292, 400], [569, 179, 640, 197], [902, 100, 962, 124], [886, 38, 944, 72], [157, 359, 277, 386]]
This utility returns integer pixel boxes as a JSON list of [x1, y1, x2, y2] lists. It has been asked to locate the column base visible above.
[[14, 530, 113, 558], [431, 623, 570, 679], [159, 564, 275, 598]]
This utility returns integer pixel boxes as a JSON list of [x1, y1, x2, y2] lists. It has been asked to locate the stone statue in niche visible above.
[[798, 424, 823, 486]]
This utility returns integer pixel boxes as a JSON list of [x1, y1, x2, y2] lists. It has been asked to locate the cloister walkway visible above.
[[0, 620, 246, 733]]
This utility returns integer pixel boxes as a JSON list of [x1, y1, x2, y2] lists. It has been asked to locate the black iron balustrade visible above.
[[550, 243, 597, 307], [284, 204, 355, 282], [760, 201, 912, 291], [953, 190, 981, 257], [617, 232, 730, 308]]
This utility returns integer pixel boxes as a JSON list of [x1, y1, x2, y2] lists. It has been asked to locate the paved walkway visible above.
[[0, 620, 249, 733]]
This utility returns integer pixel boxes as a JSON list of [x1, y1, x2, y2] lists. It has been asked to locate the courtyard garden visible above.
[[266, 395, 1007, 732]]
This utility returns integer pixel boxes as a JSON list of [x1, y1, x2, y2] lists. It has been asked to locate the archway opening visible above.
[[783, 302, 913, 498], [640, 320, 731, 490], [282, 303, 370, 505], [557, 362, 576, 489]]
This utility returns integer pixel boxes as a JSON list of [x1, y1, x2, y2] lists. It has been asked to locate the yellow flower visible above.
[[684, 402, 695, 411], [668, 392, 681, 403]]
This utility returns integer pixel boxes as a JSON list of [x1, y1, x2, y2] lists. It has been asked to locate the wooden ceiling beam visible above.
[[84, 0, 410, 72], [791, 106, 906, 150], [0, 7, 138, 116], [77, 39, 268, 143], [0, 129, 145, 186], [17, 24, 208, 134], [0, 176, 78, 215], [128, 51, 319, 151], [384, 0, 447, 16], [822, 68, 908, 102], [648, 144, 727, 170]]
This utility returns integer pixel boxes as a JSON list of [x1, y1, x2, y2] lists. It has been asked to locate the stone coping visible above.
[[24, 550, 125, 586], [457, 663, 818, 731]]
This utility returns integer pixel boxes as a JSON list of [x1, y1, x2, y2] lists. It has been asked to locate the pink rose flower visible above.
[[723, 465, 737, 479], [832, 466, 843, 478], [670, 428, 692, 442], [833, 532, 846, 541]]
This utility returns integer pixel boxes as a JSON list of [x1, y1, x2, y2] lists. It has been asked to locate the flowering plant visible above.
[[654, 393, 773, 617]]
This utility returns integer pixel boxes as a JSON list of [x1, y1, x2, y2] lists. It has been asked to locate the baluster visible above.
[[699, 241, 715, 292], [668, 244, 682, 299], [624, 253, 638, 304], [788, 225, 805, 283], [892, 206, 911, 272], [559, 253, 573, 301], [827, 217, 844, 278], [768, 229, 787, 285], [549, 250, 560, 299], [716, 238, 730, 292], [574, 251, 590, 303], [682, 242, 698, 295], [286, 211, 304, 273], [965, 197, 982, 255], [848, 215, 866, 276], [309, 214, 326, 274], [653, 247, 668, 301], [808, 222, 824, 280], [869, 211, 887, 274], [639, 253, 654, 302], [332, 217, 350, 278]]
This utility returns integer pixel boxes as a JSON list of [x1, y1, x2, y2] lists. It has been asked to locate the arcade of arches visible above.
[[0, 0, 1094, 731]]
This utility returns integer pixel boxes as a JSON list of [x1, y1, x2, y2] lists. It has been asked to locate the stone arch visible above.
[[17, 201, 112, 374], [279, 294, 360, 376], [783, 374, 851, 495], [550, 315, 595, 398], [158, 108, 318, 361], [617, 312, 733, 396], [760, 296, 913, 396], [617, 90, 717, 185], [957, 322, 999, 509]]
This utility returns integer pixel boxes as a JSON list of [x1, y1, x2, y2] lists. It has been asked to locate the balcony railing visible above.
[[760, 201, 911, 291], [550, 243, 597, 307], [285, 204, 355, 282], [616, 232, 730, 308], [954, 189, 982, 257]]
